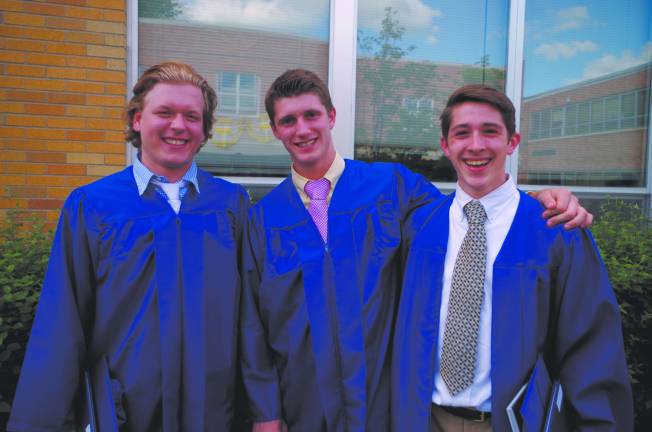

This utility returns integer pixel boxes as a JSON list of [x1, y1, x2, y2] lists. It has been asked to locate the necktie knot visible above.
[[464, 200, 487, 226], [304, 178, 330, 200]]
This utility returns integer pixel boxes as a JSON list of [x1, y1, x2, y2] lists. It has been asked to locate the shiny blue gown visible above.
[[392, 191, 633, 431], [241, 160, 441, 431], [9, 167, 248, 431]]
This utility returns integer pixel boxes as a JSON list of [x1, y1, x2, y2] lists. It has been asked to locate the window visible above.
[[217, 72, 259, 116], [520, 0, 650, 188], [354, 0, 509, 181], [527, 88, 649, 141], [132, 0, 651, 205], [403, 98, 435, 114], [637, 89, 649, 127], [138, 0, 330, 177]]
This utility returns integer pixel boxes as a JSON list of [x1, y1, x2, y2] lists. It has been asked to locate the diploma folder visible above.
[[506, 356, 568, 432]]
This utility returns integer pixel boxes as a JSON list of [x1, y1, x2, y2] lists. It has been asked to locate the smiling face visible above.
[[133, 82, 205, 181], [441, 101, 520, 199], [271, 92, 336, 179]]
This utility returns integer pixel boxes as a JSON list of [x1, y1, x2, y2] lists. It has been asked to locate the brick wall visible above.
[[0, 0, 127, 224]]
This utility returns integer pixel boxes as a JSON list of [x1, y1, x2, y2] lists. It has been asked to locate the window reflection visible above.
[[520, 0, 651, 187], [354, 0, 509, 181], [138, 0, 330, 176]]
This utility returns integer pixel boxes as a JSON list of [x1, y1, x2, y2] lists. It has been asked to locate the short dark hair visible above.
[[440, 85, 516, 140], [265, 69, 334, 125], [125, 61, 217, 148]]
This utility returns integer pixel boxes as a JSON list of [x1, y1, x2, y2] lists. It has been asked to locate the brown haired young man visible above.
[[9, 61, 249, 431], [392, 85, 632, 431], [241, 71, 593, 431]]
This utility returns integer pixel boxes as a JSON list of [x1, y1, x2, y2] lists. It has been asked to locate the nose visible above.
[[468, 131, 485, 151], [295, 118, 310, 136], [170, 113, 186, 131]]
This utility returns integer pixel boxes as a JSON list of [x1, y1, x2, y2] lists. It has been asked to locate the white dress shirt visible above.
[[432, 176, 520, 411]]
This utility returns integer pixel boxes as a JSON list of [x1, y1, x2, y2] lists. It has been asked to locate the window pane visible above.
[[220, 94, 237, 110], [519, 0, 651, 187], [604, 96, 619, 130], [621, 93, 636, 128], [540, 110, 551, 138], [637, 89, 649, 127], [591, 99, 605, 132], [239, 74, 256, 91], [577, 102, 590, 134], [565, 104, 577, 135], [355, 0, 509, 181], [220, 73, 237, 91], [550, 107, 563, 137], [139, 0, 330, 177]]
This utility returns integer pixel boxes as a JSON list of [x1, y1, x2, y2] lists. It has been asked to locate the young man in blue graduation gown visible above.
[[9, 62, 249, 431], [392, 85, 632, 431], [240, 70, 593, 432]]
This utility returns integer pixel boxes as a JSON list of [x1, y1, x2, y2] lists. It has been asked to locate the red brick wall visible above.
[[0, 0, 127, 223]]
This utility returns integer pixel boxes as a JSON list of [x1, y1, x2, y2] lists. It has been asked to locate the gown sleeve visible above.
[[551, 228, 633, 431], [8, 189, 97, 431], [394, 163, 443, 222], [239, 207, 283, 423]]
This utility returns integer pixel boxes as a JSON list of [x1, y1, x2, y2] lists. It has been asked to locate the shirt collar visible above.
[[132, 155, 200, 196], [453, 174, 518, 224], [291, 152, 345, 200]]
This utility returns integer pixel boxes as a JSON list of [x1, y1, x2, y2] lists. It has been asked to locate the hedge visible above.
[[0, 213, 52, 428], [592, 201, 652, 430]]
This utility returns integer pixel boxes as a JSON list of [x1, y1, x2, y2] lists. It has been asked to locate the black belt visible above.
[[435, 404, 491, 422]]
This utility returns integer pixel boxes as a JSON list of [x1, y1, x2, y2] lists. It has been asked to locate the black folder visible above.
[[506, 355, 568, 432]]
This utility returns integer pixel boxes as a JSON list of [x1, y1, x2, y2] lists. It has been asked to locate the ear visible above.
[[133, 111, 142, 132], [328, 107, 336, 129], [270, 121, 280, 140], [506, 132, 521, 155], [440, 135, 451, 158]]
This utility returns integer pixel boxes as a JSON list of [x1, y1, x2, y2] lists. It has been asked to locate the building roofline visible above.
[[524, 61, 652, 101]]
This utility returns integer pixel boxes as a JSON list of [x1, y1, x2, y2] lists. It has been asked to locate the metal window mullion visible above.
[[328, 0, 358, 159], [505, 0, 526, 183], [646, 64, 652, 212], [127, 0, 139, 164]]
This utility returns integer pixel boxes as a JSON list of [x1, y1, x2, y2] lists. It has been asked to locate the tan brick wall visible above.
[[0, 0, 127, 223]]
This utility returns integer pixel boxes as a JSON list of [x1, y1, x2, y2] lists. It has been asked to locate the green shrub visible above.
[[0, 213, 53, 427], [592, 201, 652, 430]]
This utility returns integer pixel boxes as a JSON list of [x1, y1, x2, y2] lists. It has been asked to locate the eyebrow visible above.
[[278, 114, 296, 122], [155, 104, 201, 114], [451, 122, 504, 129]]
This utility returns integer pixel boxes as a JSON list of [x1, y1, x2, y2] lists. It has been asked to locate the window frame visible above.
[[127, 0, 651, 208]]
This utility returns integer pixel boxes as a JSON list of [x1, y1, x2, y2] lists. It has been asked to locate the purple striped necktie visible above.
[[304, 178, 330, 243]]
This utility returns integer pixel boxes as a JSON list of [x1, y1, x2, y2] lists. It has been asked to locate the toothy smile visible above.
[[295, 138, 317, 148], [163, 138, 188, 145], [465, 159, 490, 167]]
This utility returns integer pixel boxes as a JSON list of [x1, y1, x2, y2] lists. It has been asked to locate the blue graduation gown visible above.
[[9, 167, 249, 432], [241, 160, 441, 431], [392, 192, 633, 431]]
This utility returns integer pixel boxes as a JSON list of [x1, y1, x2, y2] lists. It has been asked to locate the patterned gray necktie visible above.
[[440, 200, 488, 395]]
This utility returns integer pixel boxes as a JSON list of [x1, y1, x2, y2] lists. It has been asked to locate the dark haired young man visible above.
[[9, 62, 248, 431], [392, 85, 632, 431], [241, 71, 594, 431]]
